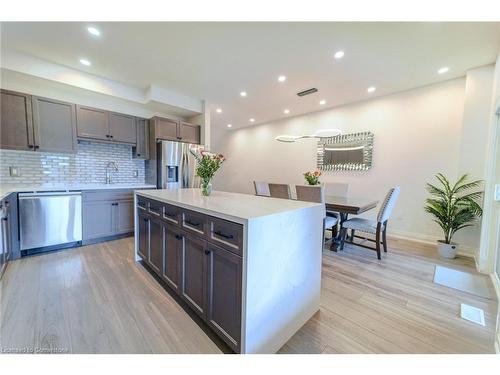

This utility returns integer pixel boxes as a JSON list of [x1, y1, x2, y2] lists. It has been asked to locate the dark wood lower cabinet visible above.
[[148, 217, 163, 274], [137, 211, 149, 260], [181, 234, 207, 319], [163, 224, 182, 292], [206, 243, 242, 352], [137, 197, 243, 352]]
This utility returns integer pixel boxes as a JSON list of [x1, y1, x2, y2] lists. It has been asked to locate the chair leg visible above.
[[350, 229, 356, 241], [375, 223, 382, 260], [339, 227, 348, 251], [382, 221, 388, 253]]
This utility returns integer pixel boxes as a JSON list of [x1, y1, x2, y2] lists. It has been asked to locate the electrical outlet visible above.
[[133, 170, 139, 178], [9, 166, 20, 177], [495, 184, 500, 202]]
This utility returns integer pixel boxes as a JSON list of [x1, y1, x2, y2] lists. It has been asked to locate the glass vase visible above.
[[201, 180, 212, 196]]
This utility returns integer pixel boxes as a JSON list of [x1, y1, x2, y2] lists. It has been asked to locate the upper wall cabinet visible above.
[[150, 116, 201, 145], [76, 105, 137, 145], [32, 96, 77, 153], [0, 90, 77, 153], [0, 90, 34, 151]]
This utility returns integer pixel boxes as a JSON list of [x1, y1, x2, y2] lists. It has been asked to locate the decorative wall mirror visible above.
[[317, 131, 374, 171]]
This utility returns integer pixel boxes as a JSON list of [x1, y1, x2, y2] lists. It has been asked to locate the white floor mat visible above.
[[433, 265, 493, 299]]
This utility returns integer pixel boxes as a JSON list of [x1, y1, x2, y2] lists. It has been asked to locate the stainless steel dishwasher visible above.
[[19, 191, 82, 253]]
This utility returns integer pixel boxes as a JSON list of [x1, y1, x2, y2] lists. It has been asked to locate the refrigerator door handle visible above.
[[181, 146, 189, 188]]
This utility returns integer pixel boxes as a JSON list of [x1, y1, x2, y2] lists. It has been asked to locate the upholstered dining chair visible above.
[[296, 185, 339, 244], [339, 186, 400, 260], [324, 182, 349, 218], [253, 181, 270, 197], [268, 183, 292, 199]]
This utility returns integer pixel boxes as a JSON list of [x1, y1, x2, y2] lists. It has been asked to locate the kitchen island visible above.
[[134, 188, 324, 354]]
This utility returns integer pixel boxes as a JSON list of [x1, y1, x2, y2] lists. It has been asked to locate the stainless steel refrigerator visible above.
[[146, 140, 202, 189]]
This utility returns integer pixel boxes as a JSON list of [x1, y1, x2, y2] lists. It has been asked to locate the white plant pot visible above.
[[437, 240, 459, 259]]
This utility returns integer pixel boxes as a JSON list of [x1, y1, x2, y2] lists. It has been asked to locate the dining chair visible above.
[[296, 185, 339, 244], [253, 181, 270, 197], [268, 183, 292, 199], [339, 186, 400, 260], [324, 182, 349, 218]]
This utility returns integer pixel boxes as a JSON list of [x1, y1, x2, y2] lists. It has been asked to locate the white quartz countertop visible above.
[[0, 183, 156, 200], [136, 188, 323, 223]]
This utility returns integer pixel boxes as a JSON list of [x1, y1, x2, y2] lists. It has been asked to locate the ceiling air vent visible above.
[[297, 88, 318, 97]]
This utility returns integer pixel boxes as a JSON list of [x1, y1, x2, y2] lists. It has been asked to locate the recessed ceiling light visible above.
[[278, 75, 287, 82], [227, 124, 232, 128], [334, 50, 345, 59], [283, 109, 290, 114], [87, 26, 100, 36], [367, 86, 376, 93], [240, 91, 247, 97], [438, 67, 449, 74], [249, 118, 255, 123], [79, 59, 91, 66], [319, 100, 326, 105], [216, 108, 222, 113]]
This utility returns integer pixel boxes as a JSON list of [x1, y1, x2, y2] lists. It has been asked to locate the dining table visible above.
[[324, 195, 379, 250]]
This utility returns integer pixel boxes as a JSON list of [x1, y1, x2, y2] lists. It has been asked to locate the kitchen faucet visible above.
[[105, 161, 119, 184]]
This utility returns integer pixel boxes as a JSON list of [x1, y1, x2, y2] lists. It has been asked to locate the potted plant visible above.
[[191, 149, 225, 196], [304, 170, 321, 185], [424, 173, 483, 259]]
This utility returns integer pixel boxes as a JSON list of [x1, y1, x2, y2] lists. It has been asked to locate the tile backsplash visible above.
[[0, 141, 145, 185]]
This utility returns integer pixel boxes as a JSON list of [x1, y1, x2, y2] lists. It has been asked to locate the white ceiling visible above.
[[1, 22, 499, 129]]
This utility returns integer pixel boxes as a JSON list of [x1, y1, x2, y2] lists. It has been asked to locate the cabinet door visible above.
[[0, 90, 34, 151], [109, 112, 137, 144], [154, 117, 178, 141], [76, 105, 109, 140], [206, 243, 242, 352], [163, 224, 182, 293], [137, 211, 149, 261], [134, 118, 149, 159], [115, 200, 134, 234], [148, 216, 163, 275], [181, 234, 207, 319], [32, 96, 77, 153], [82, 201, 115, 240], [178, 122, 201, 144]]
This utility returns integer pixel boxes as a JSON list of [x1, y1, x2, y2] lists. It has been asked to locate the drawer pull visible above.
[[204, 250, 210, 255], [175, 234, 183, 240], [143, 218, 148, 222], [185, 219, 200, 227], [214, 230, 234, 240]]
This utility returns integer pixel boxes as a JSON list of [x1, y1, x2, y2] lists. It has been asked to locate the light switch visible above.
[[495, 184, 500, 202], [9, 166, 20, 177]]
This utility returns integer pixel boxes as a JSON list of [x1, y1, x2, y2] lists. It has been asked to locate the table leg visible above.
[[330, 212, 349, 251]]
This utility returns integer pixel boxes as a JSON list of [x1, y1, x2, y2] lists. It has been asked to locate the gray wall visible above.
[[0, 141, 145, 185]]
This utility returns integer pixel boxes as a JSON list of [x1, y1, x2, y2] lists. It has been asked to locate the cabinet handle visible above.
[[214, 230, 234, 240], [143, 218, 148, 222], [2, 218, 7, 222], [34, 145, 40, 150], [137, 153, 141, 157], [185, 219, 200, 227], [28, 144, 34, 149], [204, 250, 210, 255], [110, 135, 114, 139], [106, 135, 110, 138], [175, 234, 183, 240]]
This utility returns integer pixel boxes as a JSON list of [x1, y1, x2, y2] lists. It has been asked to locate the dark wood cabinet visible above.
[[181, 234, 208, 319], [32, 96, 77, 153], [137, 211, 149, 261], [206, 243, 242, 352], [82, 190, 136, 243], [134, 118, 149, 159], [163, 224, 182, 292], [150, 116, 201, 144], [0, 90, 34, 151], [109, 112, 136, 144], [148, 216, 163, 274], [136, 196, 243, 351], [76, 105, 109, 141]]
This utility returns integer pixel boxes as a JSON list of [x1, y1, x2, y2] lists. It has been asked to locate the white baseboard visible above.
[[489, 273, 500, 354]]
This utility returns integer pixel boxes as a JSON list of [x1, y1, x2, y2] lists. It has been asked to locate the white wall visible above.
[[212, 77, 491, 254]]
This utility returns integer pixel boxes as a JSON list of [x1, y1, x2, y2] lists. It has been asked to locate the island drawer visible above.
[[84, 189, 133, 202], [148, 199, 162, 217], [137, 196, 148, 211], [181, 209, 207, 236], [209, 217, 243, 256], [162, 203, 181, 225]]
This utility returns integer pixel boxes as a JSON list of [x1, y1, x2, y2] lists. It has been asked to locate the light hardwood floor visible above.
[[1, 237, 497, 354]]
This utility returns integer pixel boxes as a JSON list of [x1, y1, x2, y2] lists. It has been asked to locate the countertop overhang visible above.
[[135, 188, 324, 223]]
